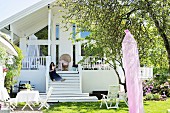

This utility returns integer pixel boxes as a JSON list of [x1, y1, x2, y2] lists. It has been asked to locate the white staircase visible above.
[[40, 72, 98, 102]]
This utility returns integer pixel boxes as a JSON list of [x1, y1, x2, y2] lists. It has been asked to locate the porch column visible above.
[[19, 37, 27, 56], [75, 42, 81, 64], [10, 25, 14, 42], [75, 32, 82, 64], [48, 4, 51, 56]]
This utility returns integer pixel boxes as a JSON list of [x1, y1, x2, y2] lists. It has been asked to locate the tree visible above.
[[55, 0, 169, 90]]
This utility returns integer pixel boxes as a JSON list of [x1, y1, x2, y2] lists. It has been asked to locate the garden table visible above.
[[16, 90, 39, 110]]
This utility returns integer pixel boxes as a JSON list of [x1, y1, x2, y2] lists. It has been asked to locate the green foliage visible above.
[[143, 74, 170, 100], [56, 0, 170, 76], [145, 93, 161, 101], [5, 45, 24, 92], [35, 26, 48, 56], [145, 93, 154, 100], [25, 83, 32, 90], [35, 26, 48, 39], [0, 47, 8, 65], [153, 93, 161, 100]]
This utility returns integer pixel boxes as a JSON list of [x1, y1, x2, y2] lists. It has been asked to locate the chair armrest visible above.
[[101, 94, 107, 99]]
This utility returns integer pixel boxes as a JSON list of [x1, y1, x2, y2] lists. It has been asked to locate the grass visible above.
[[42, 98, 170, 113]]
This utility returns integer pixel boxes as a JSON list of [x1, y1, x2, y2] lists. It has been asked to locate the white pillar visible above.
[[51, 16, 56, 64], [75, 42, 81, 64], [75, 32, 82, 64], [20, 37, 27, 56], [48, 4, 51, 56]]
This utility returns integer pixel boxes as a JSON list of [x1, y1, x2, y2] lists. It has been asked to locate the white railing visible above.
[[45, 56, 51, 93], [82, 56, 112, 70], [141, 67, 153, 80], [22, 56, 47, 69]]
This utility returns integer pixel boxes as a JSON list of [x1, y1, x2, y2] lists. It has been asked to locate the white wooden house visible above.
[[0, 0, 153, 102]]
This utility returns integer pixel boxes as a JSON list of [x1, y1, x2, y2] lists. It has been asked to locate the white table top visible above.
[[16, 90, 40, 103]]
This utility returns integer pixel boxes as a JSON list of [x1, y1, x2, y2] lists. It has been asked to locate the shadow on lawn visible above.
[[43, 102, 129, 113]]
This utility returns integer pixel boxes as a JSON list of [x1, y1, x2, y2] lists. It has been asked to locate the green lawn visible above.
[[43, 99, 170, 113]]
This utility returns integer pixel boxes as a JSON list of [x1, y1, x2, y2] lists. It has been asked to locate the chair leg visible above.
[[46, 103, 50, 108], [10, 107, 14, 111], [100, 100, 103, 108], [115, 98, 119, 108], [109, 102, 112, 107], [104, 100, 109, 109], [38, 104, 44, 110], [44, 103, 50, 109], [123, 98, 128, 106]]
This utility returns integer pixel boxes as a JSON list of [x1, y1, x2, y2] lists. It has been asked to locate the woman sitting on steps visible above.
[[49, 62, 66, 82]]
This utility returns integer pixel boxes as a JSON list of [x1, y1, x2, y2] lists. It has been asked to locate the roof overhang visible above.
[[0, 0, 56, 30]]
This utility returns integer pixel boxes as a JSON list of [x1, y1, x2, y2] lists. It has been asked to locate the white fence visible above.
[[82, 56, 112, 70], [141, 67, 153, 80], [22, 56, 47, 69]]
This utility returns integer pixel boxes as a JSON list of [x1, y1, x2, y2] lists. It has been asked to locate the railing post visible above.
[[45, 56, 51, 93], [78, 64, 82, 93]]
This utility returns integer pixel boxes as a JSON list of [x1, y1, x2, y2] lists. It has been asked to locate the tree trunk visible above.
[[151, 18, 170, 74], [147, 7, 170, 74], [113, 65, 127, 92]]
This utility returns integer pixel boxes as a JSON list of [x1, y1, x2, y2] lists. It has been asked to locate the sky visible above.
[[0, 0, 41, 22]]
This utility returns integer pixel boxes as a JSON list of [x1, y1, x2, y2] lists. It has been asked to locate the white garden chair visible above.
[[118, 91, 128, 106], [38, 86, 53, 110], [1, 87, 17, 111], [100, 85, 120, 109]]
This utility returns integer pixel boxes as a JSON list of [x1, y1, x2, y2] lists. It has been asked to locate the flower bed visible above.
[[143, 74, 170, 101]]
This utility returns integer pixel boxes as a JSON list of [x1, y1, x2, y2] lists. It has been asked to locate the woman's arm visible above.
[[49, 66, 55, 72]]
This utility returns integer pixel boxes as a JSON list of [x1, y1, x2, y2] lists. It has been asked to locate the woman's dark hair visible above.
[[50, 62, 55, 70]]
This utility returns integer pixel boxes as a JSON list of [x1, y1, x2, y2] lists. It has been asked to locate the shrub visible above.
[[143, 75, 170, 101], [145, 93, 153, 100], [153, 93, 161, 100], [5, 45, 23, 92], [0, 47, 8, 65]]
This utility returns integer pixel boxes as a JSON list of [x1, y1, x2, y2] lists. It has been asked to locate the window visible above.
[[56, 25, 59, 40], [35, 26, 48, 39], [56, 45, 59, 65], [39, 45, 48, 56], [73, 45, 76, 65]]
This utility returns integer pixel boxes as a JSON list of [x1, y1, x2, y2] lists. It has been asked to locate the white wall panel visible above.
[[82, 70, 119, 93], [17, 70, 46, 93]]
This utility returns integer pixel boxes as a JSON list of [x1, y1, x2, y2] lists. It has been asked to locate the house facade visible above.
[[0, 0, 152, 102]]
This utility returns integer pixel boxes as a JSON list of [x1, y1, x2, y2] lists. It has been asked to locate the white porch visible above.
[[0, 1, 153, 102]]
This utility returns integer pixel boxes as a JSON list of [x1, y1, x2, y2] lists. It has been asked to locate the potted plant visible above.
[[25, 83, 32, 91]]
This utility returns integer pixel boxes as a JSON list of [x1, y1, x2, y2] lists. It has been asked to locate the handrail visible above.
[[78, 64, 82, 93], [45, 56, 51, 93]]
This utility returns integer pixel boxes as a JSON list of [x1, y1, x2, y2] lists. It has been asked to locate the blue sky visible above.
[[80, 31, 90, 38]]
